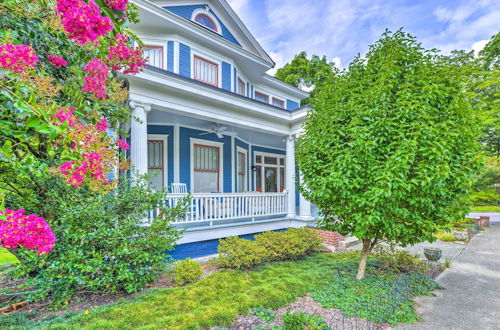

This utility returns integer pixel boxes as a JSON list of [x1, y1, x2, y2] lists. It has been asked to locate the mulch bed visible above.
[[224, 296, 387, 330]]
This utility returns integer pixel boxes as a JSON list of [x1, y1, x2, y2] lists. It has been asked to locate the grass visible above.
[[1, 251, 440, 329], [1, 252, 361, 330], [471, 206, 500, 212], [0, 248, 18, 265]]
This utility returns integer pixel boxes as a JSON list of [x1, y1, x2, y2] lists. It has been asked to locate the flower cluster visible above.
[[56, 0, 113, 45], [107, 34, 146, 75], [0, 209, 56, 254], [54, 106, 78, 127], [116, 139, 130, 150], [47, 54, 68, 68], [105, 0, 129, 11], [54, 110, 127, 192], [0, 44, 39, 72], [82, 58, 110, 99]]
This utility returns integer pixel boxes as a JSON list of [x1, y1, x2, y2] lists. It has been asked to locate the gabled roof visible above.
[[153, 0, 274, 66]]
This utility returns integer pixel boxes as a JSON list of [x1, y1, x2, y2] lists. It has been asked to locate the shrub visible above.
[[255, 228, 323, 262], [217, 236, 266, 270], [437, 233, 456, 242], [217, 228, 322, 269], [251, 307, 276, 322], [12, 176, 188, 306], [469, 189, 499, 206], [172, 258, 203, 286], [282, 311, 329, 330], [373, 246, 428, 274]]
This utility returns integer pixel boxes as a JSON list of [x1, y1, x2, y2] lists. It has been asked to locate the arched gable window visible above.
[[194, 13, 218, 32]]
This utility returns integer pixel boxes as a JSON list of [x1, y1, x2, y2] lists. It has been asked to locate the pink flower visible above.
[[56, 0, 114, 45], [0, 44, 38, 72], [107, 34, 146, 75], [96, 118, 108, 132], [82, 58, 109, 99], [105, 0, 128, 11], [55, 107, 78, 127], [47, 54, 68, 68], [0, 208, 56, 255], [116, 139, 130, 150]]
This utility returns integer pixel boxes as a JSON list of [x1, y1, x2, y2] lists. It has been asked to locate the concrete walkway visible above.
[[398, 223, 500, 330]]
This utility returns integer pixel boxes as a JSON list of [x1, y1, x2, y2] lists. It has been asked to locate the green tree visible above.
[[296, 30, 483, 279], [275, 51, 336, 104]]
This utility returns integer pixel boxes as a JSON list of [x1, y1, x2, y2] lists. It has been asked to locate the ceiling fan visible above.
[[199, 123, 237, 139]]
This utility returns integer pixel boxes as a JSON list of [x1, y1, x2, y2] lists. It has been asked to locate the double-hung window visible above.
[[255, 91, 269, 104], [237, 151, 246, 192], [148, 140, 165, 190], [193, 144, 220, 193], [194, 56, 218, 86], [237, 78, 246, 96], [272, 97, 285, 108], [144, 46, 163, 69]]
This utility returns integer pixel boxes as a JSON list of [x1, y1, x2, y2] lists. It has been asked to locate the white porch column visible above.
[[129, 100, 151, 183], [286, 135, 296, 218], [298, 172, 312, 219]]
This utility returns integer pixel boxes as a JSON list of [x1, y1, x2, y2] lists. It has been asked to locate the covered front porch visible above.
[[127, 100, 315, 240]]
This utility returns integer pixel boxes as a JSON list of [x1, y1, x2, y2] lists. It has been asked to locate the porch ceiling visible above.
[[148, 110, 286, 149]]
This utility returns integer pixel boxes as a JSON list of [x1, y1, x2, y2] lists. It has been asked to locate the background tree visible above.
[[296, 30, 483, 279], [275, 52, 336, 104]]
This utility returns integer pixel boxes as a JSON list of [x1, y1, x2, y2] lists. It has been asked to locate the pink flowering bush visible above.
[[0, 208, 56, 254], [47, 54, 68, 68], [82, 58, 110, 99], [117, 138, 130, 150], [0, 44, 39, 72], [105, 0, 129, 11], [107, 34, 146, 75], [56, 0, 113, 45]]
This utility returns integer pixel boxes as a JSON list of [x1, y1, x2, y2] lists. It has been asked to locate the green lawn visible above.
[[0, 248, 18, 265], [471, 206, 500, 212], [0, 251, 438, 330]]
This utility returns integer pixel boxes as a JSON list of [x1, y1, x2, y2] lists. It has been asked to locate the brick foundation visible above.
[[478, 216, 490, 227], [309, 228, 344, 248]]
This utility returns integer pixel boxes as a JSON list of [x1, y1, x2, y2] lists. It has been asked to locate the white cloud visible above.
[[331, 57, 342, 69], [226, 0, 248, 13], [266, 52, 284, 76], [472, 39, 488, 56]]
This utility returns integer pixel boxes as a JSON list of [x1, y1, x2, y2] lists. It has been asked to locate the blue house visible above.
[[124, 0, 315, 245]]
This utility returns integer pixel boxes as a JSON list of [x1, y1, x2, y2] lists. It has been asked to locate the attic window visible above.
[[194, 14, 218, 32]]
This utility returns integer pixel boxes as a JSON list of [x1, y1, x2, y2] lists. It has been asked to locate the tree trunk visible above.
[[356, 238, 372, 280]]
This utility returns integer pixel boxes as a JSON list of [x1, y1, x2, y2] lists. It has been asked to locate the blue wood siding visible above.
[[164, 5, 241, 46], [179, 127, 232, 193], [179, 43, 191, 78], [147, 125, 175, 187], [234, 138, 250, 190], [221, 62, 232, 91], [167, 41, 174, 72], [286, 99, 300, 111]]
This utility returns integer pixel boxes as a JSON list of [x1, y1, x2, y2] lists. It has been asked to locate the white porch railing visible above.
[[148, 192, 288, 224]]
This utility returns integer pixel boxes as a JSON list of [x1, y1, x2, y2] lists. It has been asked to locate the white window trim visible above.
[[140, 39, 167, 69], [191, 8, 222, 35], [190, 50, 222, 87], [190, 137, 224, 193], [237, 146, 248, 192], [148, 134, 169, 189], [253, 151, 285, 193]]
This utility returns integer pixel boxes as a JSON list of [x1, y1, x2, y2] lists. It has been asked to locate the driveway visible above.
[[398, 223, 500, 330]]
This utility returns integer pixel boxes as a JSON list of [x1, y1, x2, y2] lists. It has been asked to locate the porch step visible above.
[[339, 236, 362, 250]]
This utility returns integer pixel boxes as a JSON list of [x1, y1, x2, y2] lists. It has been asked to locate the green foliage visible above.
[[281, 311, 329, 330], [297, 30, 483, 275], [437, 233, 456, 242], [311, 272, 441, 326], [0, 247, 18, 265], [471, 205, 500, 212], [3, 253, 359, 329], [275, 51, 336, 104], [472, 167, 500, 191], [217, 228, 322, 270], [469, 189, 499, 206], [373, 246, 429, 274], [252, 307, 276, 322], [11, 175, 187, 306], [172, 258, 203, 286]]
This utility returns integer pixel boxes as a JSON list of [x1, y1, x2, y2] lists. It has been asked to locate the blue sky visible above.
[[226, 0, 500, 73]]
